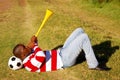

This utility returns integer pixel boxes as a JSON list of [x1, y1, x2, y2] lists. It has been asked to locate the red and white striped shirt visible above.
[[23, 45, 63, 72]]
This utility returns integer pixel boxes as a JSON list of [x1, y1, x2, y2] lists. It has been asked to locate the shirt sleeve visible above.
[[31, 43, 42, 53], [23, 46, 45, 72], [32, 45, 45, 69]]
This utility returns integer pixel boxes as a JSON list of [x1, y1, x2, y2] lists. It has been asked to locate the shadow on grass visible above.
[[53, 40, 119, 69], [93, 40, 119, 68], [76, 40, 119, 69]]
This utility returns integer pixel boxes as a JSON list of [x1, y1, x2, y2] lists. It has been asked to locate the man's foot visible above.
[[89, 66, 111, 71]]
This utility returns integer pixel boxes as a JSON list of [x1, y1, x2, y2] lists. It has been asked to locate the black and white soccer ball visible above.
[[8, 56, 23, 70]]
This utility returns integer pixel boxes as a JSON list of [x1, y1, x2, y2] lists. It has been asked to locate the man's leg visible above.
[[82, 34, 98, 68], [63, 28, 84, 48], [60, 33, 98, 68]]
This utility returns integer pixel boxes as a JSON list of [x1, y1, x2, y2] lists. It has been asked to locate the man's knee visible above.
[[75, 28, 84, 33], [80, 33, 89, 40]]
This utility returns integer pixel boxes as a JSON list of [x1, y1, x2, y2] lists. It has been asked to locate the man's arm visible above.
[[27, 35, 38, 49]]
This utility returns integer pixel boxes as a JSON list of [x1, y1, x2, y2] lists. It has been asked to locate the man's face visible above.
[[21, 46, 31, 60]]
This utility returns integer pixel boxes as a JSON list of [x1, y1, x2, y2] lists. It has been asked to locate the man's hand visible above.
[[27, 35, 37, 49], [31, 35, 37, 43]]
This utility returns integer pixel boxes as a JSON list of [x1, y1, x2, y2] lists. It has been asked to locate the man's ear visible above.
[[21, 53, 25, 61]]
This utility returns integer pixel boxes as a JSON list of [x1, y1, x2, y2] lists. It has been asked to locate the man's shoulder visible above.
[[23, 53, 32, 64]]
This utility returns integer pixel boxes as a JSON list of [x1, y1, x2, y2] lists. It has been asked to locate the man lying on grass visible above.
[[13, 28, 109, 72]]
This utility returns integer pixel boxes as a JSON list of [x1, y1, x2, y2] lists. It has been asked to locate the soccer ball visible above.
[[8, 56, 23, 70]]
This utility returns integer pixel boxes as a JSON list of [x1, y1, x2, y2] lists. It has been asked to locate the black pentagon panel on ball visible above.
[[11, 57, 16, 61], [10, 64, 13, 68], [17, 62, 21, 67]]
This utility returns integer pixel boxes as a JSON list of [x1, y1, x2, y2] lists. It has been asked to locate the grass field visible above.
[[0, 0, 120, 80]]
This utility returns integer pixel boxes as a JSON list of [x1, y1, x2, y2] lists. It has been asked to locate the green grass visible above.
[[0, 0, 120, 80]]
